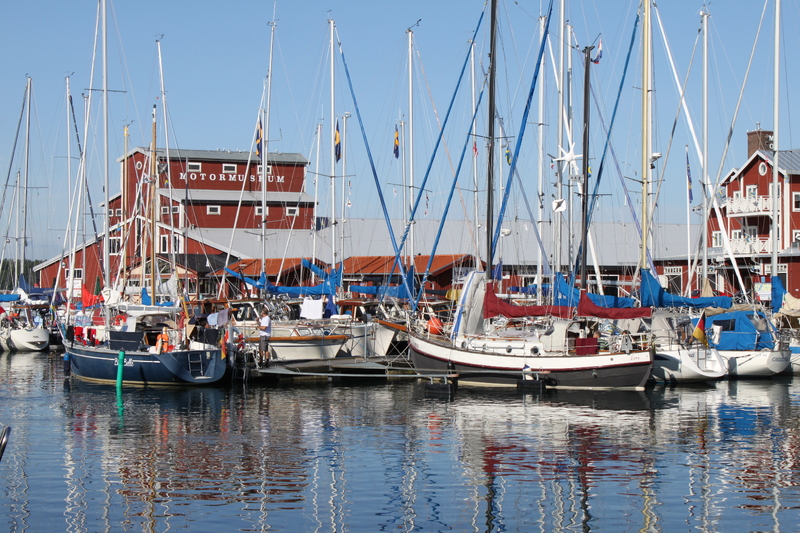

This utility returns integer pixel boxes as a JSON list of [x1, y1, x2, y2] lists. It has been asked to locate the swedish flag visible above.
[[256, 119, 264, 162], [505, 145, 511, 165], [393, 126, 400, 158], [335, 121, 341, 162]]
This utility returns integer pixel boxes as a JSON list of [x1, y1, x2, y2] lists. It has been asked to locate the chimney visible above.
[[747, 128, 774, 157]]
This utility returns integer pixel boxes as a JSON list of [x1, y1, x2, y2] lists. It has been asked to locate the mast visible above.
[[262, 15, 276, 275], [157, 40, 175, 268], [407, 27, 415, 264], [470, 40, 480, 269], [640, 0, 651, 272], [537, 16, 546, 304], [150, 105, 158, 302], [554, 0, 565, 275], [102, 0, 110, 298], [579, 45, 593, 290], [771, 0, 781, 276], [311, 122, 322, 282], [329, 18, 338, 273], [485, 0, 498, 280], [701, 7, 709, 285], [21, 77, 31, 281], [340, 112, 349, 263]]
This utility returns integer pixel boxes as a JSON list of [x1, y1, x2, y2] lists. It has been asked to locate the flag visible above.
[[591, 39, 603, 64], [692, 312, 707, 347], [505, 145, 511, 165], [686, 146, 694, 203], [473, 140, 478, 156], [256, 119, 264, 162], [335, 121, 341, 162], [393, 126, 400, 158]]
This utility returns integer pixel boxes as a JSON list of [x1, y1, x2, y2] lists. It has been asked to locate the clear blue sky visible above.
[[1, 0, 797, 262]]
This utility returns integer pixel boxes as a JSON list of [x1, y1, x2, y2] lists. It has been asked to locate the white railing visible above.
[[729, 237, 772, 254], [726, 195, 774, 215]]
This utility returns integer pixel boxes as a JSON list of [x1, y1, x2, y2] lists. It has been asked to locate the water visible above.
[[3, 350, 800, 532]]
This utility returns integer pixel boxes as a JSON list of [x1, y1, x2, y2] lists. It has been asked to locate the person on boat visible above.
[[153, 327, 170, 354], [258, 307, 272, 367]]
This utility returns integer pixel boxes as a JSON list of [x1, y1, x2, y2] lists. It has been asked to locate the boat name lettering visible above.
[[114, 358, 135, 367], [178, 172, 285, 184]]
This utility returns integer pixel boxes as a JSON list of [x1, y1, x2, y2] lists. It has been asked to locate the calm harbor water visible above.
[[2, 350, 800, 532]]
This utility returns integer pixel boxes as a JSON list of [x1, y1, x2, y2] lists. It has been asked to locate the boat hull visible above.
[[268, 335, 349, 363], [716, 349, 790, 377], [651, 347, 726, 383], [409, 332, 653, 390], [1, 327, 50, 352], [65, 343, 226, 386]]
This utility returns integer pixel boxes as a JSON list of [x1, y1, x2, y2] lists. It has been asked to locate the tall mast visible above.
[[157, 40, 175, 267], [470, 41, 480, 269], [102, 0, 110, 296], [21, 77, 31, 279], [536, 16, 546, 303], [150, 105, 158, 302], [311, 122, 322, 283], [640, 0, 651, 271], [771, 0, 781, 275], [485, 0, 498, 280], [407, 27, 415, 264], [329, 18, 338, 274], [262, 14, 276, 275], [554, 0, 565, 275], [701, 7, 709, 284], [579, 45, 593, 290]]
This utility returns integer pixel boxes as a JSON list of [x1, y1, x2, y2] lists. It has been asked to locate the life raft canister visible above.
[[427, 317, 444, 335]]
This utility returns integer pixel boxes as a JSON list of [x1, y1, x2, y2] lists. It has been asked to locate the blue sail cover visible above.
[[706, 310, 775, 351], [551, 273, 636, 308], [772, 276, 786, 314], [350, 266, 417, 300], [640, 270, 732, 309], [0, 294, 20, 303], [224, 259, 342, 297]]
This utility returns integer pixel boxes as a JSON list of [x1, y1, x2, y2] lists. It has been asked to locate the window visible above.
[[187, 162, 202, 172], [793, 192, 800, 211], [72, 268, 83, 280], [161, 205, 179, 215], [160, 234, 182, 253], [108, 209, 115, 217], [222, 163, 237, 173], [733, 190, 742, 201], [793, 229, 800, 243], [116, 208, 122, 216], [109, 236, 121, 255], [207, 205, 221, 215], [285, 206, 298, 217], [746, 185, 757, 199], [258, 165, 272, 176], [255, 206, 268, 217], [711, 231, 724, 248], [731, 229, 742, 241]]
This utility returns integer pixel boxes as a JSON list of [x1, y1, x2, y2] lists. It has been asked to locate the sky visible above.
[[1, 0, 799, 263]]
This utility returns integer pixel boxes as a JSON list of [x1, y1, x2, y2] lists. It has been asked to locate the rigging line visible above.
[[414, 89, 487, 311], [571, 12, 642, 281], [492, 0, 554, 261], [0, 83, 28, 227]]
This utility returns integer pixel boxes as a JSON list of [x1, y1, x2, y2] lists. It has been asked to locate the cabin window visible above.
[[255, 206, 268, 217], [109, 237, 121, 255], [187, 162, 202, 172], [258, 165, 272, 176], [711, 231, 724, 248], [286, 206, 298, 217], [207, 205, 221, 215], [222, 163, 237, 173]]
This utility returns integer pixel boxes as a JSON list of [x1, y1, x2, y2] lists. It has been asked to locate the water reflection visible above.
[[1, 351, 800, 531]]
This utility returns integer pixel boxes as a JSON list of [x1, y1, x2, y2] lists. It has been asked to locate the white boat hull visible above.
[[716, 349, 790, 377], [1, 327, 50, 352], [651, 346, 726, 382]]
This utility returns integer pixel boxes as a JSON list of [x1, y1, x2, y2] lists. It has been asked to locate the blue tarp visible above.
[[350, 267, 417, 300], [640, 270, 732, 309], [224, 259, 343, 297], [706, 310, 776, 351], [140, 288, 175, 307], [552, 273, 637, 308], [0, 294, 20, 303], [772, 276, 786, 314]]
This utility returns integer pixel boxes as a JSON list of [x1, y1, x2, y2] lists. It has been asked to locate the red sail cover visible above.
[[577, 291, 652, 319], [484, 289, 574, 319]]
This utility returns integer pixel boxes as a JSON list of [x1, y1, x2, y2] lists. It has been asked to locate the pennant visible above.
[[692, 312, 707, 347], [393, 126, 400, 158], [686, 146, 694, 203], [335, 121, 342, 162], [473, 140, 478, 156], [256, 119, 264, 162], [591, 39, 603, 64], [505, 145, 512, 165]]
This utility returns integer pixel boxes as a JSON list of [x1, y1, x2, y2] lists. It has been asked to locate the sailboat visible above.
[[62, 10, 225, 385], [0, 77, 49, 352], [407, 0, 653, 390]]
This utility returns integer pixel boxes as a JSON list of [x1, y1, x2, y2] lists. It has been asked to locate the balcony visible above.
[[728, 237, 772, 255], [726, 195, 776, 217]]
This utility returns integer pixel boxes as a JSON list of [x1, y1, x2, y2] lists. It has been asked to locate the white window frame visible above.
[[733, 190, 742, 201], [793, 229, 800, 243], [258, 164, 272, 176], [255, 206, 268, 216], [207, 205, 221, 215], [285, 206, 298, 217], [793, 192, 800, 211], [711, 231, 724, 248], [115, 208, 122, 216], [222, 163, 237, 173], [161, 205, 179, 215], [731, 229, 742, 241], [72, 268, 83, 280], [109, 236, 121, 255], [746, 185, 758, 199], [187, 162, 202, 172], [160, 233, 182, 254]]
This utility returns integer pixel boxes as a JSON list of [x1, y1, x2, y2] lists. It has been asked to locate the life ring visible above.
[[113, 314, 127, 326]]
